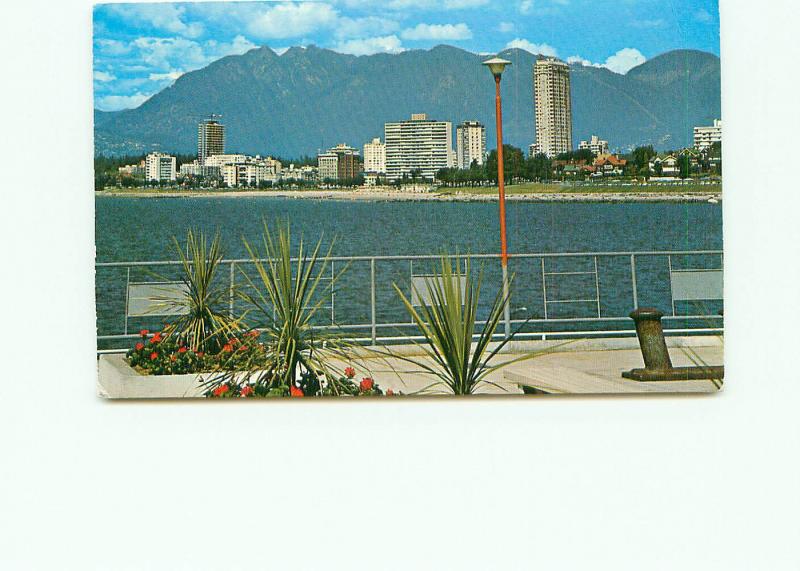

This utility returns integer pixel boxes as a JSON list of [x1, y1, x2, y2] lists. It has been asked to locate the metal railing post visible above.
[[630, 254, 638, 309], [229, 262, 235, 319], [370, 258, 377, 345]]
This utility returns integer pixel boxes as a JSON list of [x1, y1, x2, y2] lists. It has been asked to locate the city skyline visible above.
[[93, 0, 720, 111]]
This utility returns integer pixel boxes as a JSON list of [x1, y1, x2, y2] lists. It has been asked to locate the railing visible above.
[[95, 250, 724, 350]]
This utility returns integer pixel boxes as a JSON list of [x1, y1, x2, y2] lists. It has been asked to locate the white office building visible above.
[[363, 138, 386, 174], [145, 152, 176, 182], [579, 135, 609, 157], [456, 121, 487, 169], [694, 119, 722, 150], [384, 113, 455, 182]]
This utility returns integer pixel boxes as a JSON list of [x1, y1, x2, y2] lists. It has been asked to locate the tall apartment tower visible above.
[[456, 121, 487, 169], [363, 138, 386, 174], [384, 113, 454, 182], [197, 117, 225, 165], [534, 58, 573, 158]]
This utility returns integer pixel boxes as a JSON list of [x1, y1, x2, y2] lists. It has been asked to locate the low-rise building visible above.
[[145, 152, 176, 182], [593, 154, 627, 177], [318, 144, 362, 182], [649, 154, 680, 177], [118, 161, 145, 178], [579, 135, 609, 157]]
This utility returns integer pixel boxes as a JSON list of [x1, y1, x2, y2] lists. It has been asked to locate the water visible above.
[[95, 196, 723, 346]]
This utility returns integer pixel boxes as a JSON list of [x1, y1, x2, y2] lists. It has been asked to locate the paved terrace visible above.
[[347, 336, 723, 396]]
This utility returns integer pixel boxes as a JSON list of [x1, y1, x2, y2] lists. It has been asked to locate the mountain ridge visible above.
[[94, 45, 721, 157]]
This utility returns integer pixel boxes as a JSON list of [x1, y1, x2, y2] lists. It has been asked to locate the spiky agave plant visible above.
[[393, 256, 528, 395], [234, 223, 357, 394], [155, 229, 242, 353]]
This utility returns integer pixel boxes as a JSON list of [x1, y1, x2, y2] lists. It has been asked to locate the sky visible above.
[[93, 0, 720, 111]]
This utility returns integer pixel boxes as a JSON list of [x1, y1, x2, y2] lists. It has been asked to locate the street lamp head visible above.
[[482, 56, 512, 78]]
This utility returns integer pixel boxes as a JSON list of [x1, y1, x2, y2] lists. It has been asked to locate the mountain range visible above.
[[94, 45, 721, 158]]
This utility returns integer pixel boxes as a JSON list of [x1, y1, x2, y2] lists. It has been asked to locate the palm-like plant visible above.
[[156, 230, 242, 353], [237, 223, 356, 393], [394, 257, 528, 395]]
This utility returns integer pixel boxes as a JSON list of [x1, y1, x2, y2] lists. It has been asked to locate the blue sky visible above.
[[93, 0, 720, 111]]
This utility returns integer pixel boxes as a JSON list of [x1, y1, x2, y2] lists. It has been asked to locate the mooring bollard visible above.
[[629, 307, 672, 371], [623, 307, 724, 382]]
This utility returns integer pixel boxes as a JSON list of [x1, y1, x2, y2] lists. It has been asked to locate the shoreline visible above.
[[96, 187, 723, 203]]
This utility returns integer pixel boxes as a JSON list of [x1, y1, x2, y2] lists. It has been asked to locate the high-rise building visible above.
[[384, 113, 454, 181], [534, 58, 573, 158], [579, 135, 609, 157], [317, 144, 362, 182], [145, 152, 176, 182], [694, 119, 722, 150], [456, 121, 487, 169], [363, 138, 386, 174], [197, 117, 225, 165]]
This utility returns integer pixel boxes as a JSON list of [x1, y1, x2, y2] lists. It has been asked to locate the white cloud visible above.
[[695, 8, 714, 23], [96, 93, 151, 112], [148, 71, 183, 82], [496, 21, 515, 33], [357, 0, 489, 8], [505, 38, 558, 57], [519, 0, 534, 14], [400, 23, 472, 41], [334, 35, 404, 56], [602, 47, 646, 74], [567, 48, 647, 74], [335, 16, 400, 39], [93, 71, 115, 82], [107, 4, 203, 39], [246, 2, 339, 40], [94, 38, 131, 56]]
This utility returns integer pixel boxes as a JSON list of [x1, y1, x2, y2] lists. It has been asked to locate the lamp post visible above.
[[482, 56, 512, 338]]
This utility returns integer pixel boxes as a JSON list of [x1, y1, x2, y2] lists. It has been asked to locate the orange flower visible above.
[[241, 386, 254, 397], [360, 378, 374, 392], [344, 367, 356, 379], [150, 332, 162, 344], [222, 343, 233, 353], [195, 351, 204, 357], [212, 384, 230, 397], [149, 352, 158, 361], [386, 389, 394, 396], [290, 385, 304, 397], [139, 329, 149, 338], [135, 342, 144, 351]]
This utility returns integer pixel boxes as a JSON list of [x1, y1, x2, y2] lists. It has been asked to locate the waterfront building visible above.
[[317, 144, 362, 182], [363, 138, 386, 174], [649, 154, 680, 177], [534, 58, 573, 158], [281, 164, 318, 182], [384, 113, 455, 181], [220, 156, 282, 187], [579, 135, 609, 157], [592, 154, 627, 177], [179, 160, 220, 179], [456, 121, 487, 169], [198, 117, 225, 165], [694, 119, 722, 150], [118, 161, 145, 178], [529, 142, 543, 157], [202, 154, 248, 168], [144, 152, 176, 182]]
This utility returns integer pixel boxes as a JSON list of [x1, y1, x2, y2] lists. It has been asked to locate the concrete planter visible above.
[[98, 354, 213, 399]]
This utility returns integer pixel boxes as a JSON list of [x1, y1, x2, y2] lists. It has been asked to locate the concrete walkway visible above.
[[352, 337, 723, 396]]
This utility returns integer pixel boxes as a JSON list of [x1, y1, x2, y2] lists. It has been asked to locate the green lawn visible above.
[[439, 182, 722, 195]]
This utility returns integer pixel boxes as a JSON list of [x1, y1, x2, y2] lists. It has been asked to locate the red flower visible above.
[[247, 330, 260, 338], [149, 332, 162, 344], [195, 351, 204, 357], [290, 385, 304, 397], [212, 384, 230, 397], [170, 354, 177, 362], [178, 346, 187, 353], [139, 329, 149, 338], [386, 389, 394, 396], [239, 345, 248, 351], [344, 366, 356, 379], [149, 352, 158, 361], [222, 343, 233, 353], [241, 386, 254, 397], [360, 377, 374, 392], [135, 342, 144, 351]]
